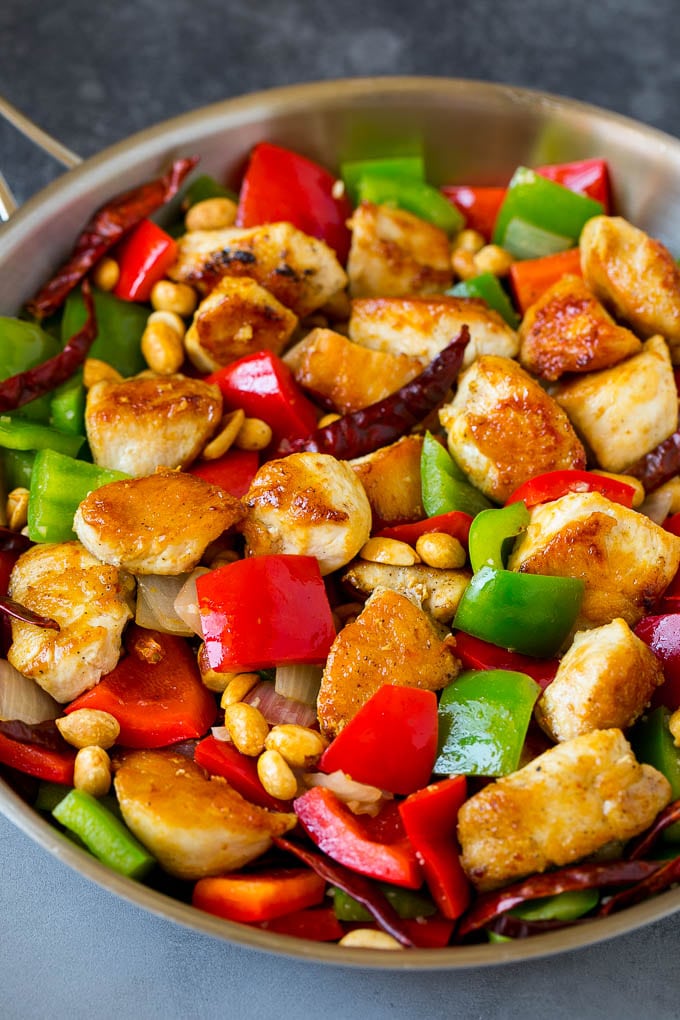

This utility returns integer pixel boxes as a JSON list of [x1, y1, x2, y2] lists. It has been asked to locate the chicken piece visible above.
[[168, 222, 347, 319], [349, 435, 424, 527], [317, 587, 460, 739], [507, 490, 680, 629], [284, 327, 424, 414], [519, 273, 642, 381], [457, 728, 671, 891], [242, 452, 371, 576], [346, 202, 452, 299], [184, 276, 298, 373], [553, 335, 678, 473], [342, 560, 470, 623], [73, 469, 243, 576], [112, 749, 296, 880], [439, 355, 586, 503], [85, 373, 222, 477], [580, 215, 680, 362], [7, 541, 134, 703], [349, 295, 519, 367], [535, 618, 664, 742]]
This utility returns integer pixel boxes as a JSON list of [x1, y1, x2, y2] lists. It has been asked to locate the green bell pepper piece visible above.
[[52, 789, 154, 880], [49, 369, 86, 436], [630, 707, 680, 842], [492, 167, 603, 259], [448, 272, 520, 329], [0, 317, 62, 422], [28, 448, 128, 543], [340, 156, 425, 204], [0, 449, 35, 490], [468, 502, 530, 573], [181, 173, 238, 207], [332, 884, 437, 922], [434, 668, 540, 776], [453, 566, 584, 658], [421, 432, 494, 518], [62, 287, 147, 377], [357, 175, 464, 235], [0, 416, 85, 458], [487, 931, 513, 943], [510, 889, 599, 921]]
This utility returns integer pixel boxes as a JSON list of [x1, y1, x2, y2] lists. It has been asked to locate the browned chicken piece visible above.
[[73, 469, 243, 576], [507, 491, 680, 630], [342, 560, 470, 623], [346, 202, 452, 299], [349, 295, 519, 367], [535, 618, 664, 742], [519, 273, 642, 381], [242, 452, 372, 576], [113, 749, 296, 880], [167, 222, 348, 318], [458, 729, 671, 892], [284, 327, 425, 413], [580, 215, 680, 362], [184, 276, 298, 372], [317, 587, 460, 739], [439, 355, 586, 503], [86, 373, 222, 477], [349, 435, 424, 527], [8, 541, 134, 703], [553, 335, 678, 473]]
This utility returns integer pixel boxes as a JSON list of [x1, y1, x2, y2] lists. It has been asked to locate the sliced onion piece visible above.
[[0, 659, 60, 724], [303, 769, 390, 816], [135, 573, 196, 636], [274, 663, 323, 706], [243, 681, 318, 728], [639, 487, 674, 524], [173, 567, 210, 637], [211, 726, 232, 743]]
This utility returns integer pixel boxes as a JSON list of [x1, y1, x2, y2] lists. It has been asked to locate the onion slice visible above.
[[135, 574, 196, 636], [173, 568, 210, 637], [274, 664, 323, 706], [303, 770, 389, 816], [243, 681, 318, 728], [0, 659, 60, 724]]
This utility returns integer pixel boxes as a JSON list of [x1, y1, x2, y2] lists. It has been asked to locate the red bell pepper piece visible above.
[[453, 632, 558, 689], [192, 868, 326, 923], [188, 448, 259, 498], [665, 513, 680, 538], [207, 351, 319, 448], [0, 730, 75, 784], [398, 777, 471, 920], [635, 614, 680, 710], [376, 510, 472, 546], [236, 142, 352, 262], [66, 626, 217, 747], [535, 158, 612, 212], [440, 186, 506, 240], [113, 219, 178, 303], [194, 736, 290, 811], [294, 786, 423, 889], [506, 468, 636, 509], [509, 247, 583, 314], [254, 905, 345, 942], [319, 685, 439, 795], [197, 555, 336, 673], [0, 549, 19, 596]]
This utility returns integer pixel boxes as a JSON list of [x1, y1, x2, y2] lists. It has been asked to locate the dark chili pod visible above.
[[627, 798, 680, 860], [26, 156, 198, 319], [626, 430, 680, 493], [457, 860, 661, 937], [273, 836, 415, 948], [0, 720, 67, 752], [0, 280, 96, 412], [0, 595, 60, 630], [0, 528, 32, 554], [486, 913, 580, 939], [275, 326, 470, 460], [598, 855, 680, 918]]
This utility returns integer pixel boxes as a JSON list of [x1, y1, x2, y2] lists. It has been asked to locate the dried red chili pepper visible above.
[[627, 798, 680, 860], [0, 529, 32, 554], [273, 836, 415, 948], [457, 860, 661, 937], [275, 326, 470, 460], [486, 914, 580, 939], [598, 854, 680, 917], [627, 430, 680, 493], [0, 595, 59, 630], [26, 157, 198, 319], [0, 280, 97, 412]]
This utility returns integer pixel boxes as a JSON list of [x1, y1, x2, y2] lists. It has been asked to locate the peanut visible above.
[[451, 247, 478, 280], [338, 930, 404, 950], [201, 409, 246, 460], [141, 312, 185, 375], [359, 536, 420, 567], [223, 702, 269, 756], [185, 196, 238, 231], [6, 487, 29, 531], [473, 243, 514, 277], [257, 749, 298, 800], [150, 279, 198, 317], [235, 417, 273, 451], [318, 412, 342, 428], [451, 228, 485, 254], [83, 358, 123, 388], [92, 257, 120, 291], [265, 724, 327, 768], [220, 672, 260, 708], [56, 709, 120, 750], [415, 532, 467, 569], [73, 746, 112, 798]]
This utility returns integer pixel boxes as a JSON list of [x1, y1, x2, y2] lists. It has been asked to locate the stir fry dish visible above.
[[4, 142, 680, 952]]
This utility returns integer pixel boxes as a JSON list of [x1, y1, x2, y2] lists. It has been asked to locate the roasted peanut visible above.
[[150, 279, 198, 317], [257, 748, 298, 800], [6, 487, 29, 531], [338, 930, 404, 950], [73, 746, 112, 797], [473, 243, 514, 277], [451, 247, 478, 280], [670, 708, 680, 747], [56, 708, 120, 750], [141, 311, 186, 375], [201, 409, 246, 459], [92, 257, 120, 292], [265, 724, 327, 768], [318, 412, 342, 428], [359, 536, 420, 566], [415, 532, 467, 569], [220, 672, 260, 708], [83, 358, 123, 388], [235, 417, 273, 451], [185, 196, 238, 231], [451, 228, 485, 254], [223, 702, 269, 756]]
